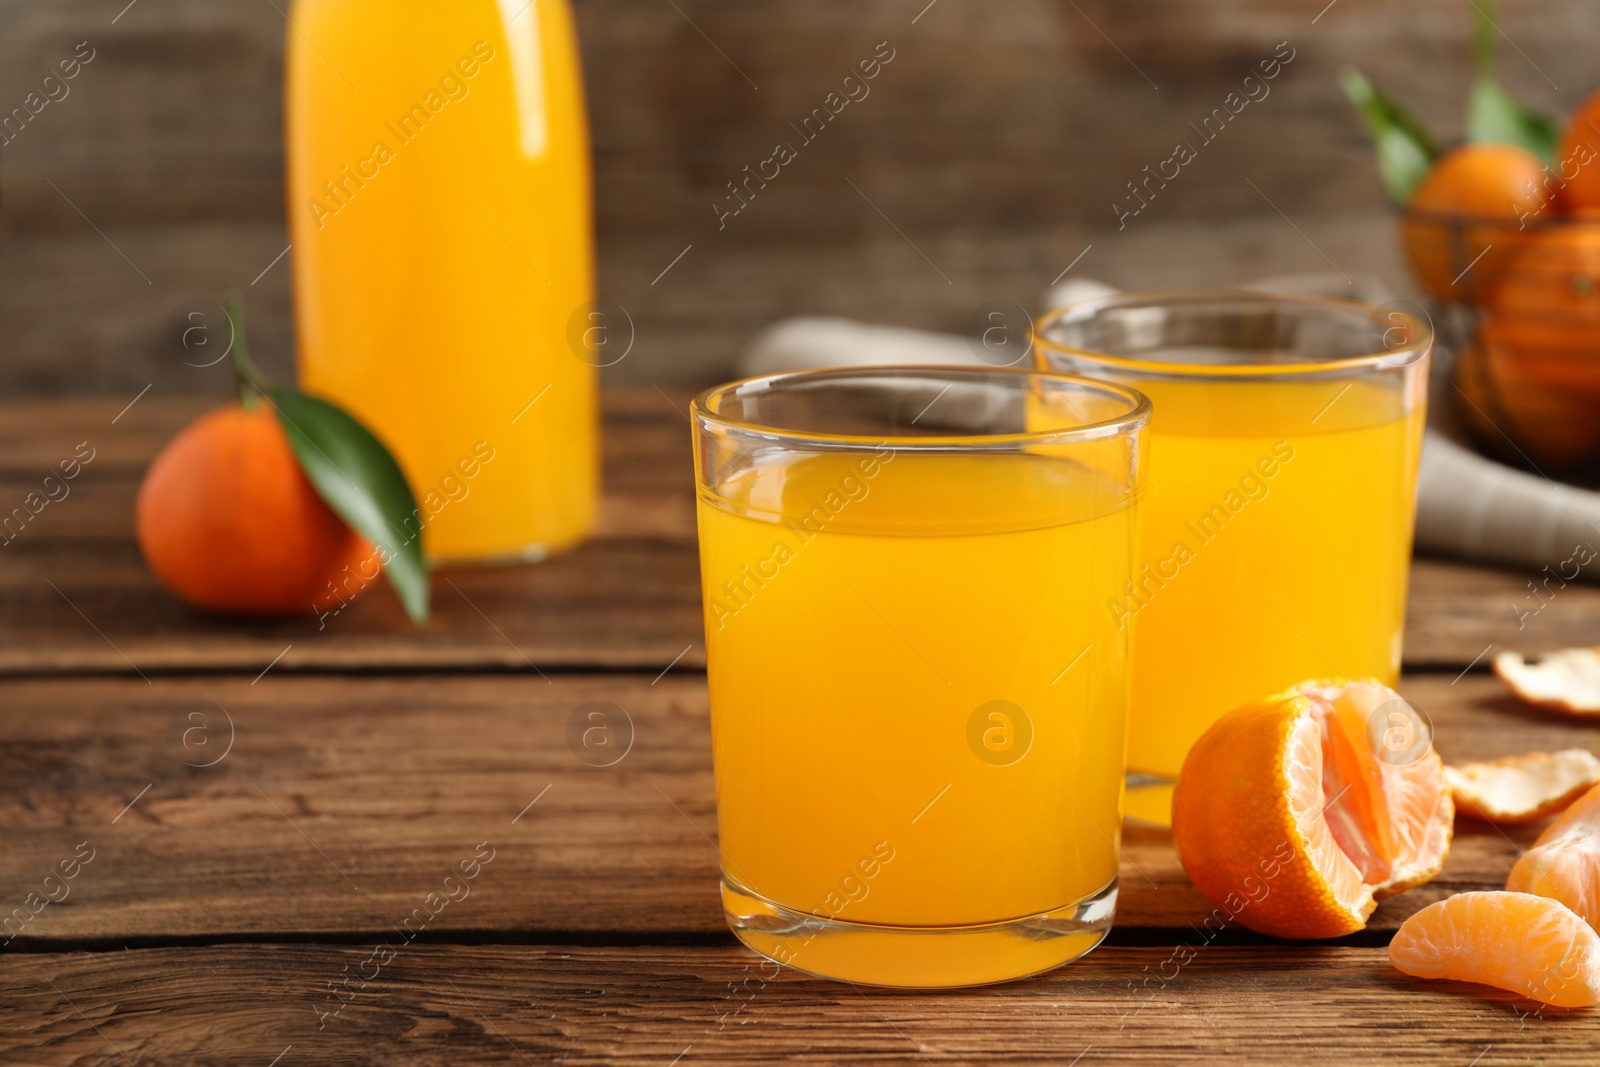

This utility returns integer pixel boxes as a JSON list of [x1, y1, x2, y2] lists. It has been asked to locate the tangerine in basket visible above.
[[1400, 143, 1546, 301], [1556, 87, 1600, 211], [136, 402, 379, 616], [1473, 219, 1600, 468], [1171, 679, 1452, 939]]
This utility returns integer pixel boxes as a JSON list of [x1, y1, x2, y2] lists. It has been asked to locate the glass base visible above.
[[427, 543, 551, 567], [721, 874, 1117, 988], [1124, 773, 1175, 829]]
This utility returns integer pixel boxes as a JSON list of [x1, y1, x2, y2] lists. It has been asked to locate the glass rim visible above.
[[690, 365, 1151, 451], [1033, 288, 1434, 379]]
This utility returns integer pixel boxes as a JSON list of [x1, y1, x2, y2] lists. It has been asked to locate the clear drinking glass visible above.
[[1035, 291, 1431, 826], [691, 367, 1150, 987]]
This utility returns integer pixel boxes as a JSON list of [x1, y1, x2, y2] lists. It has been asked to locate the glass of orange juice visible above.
[[1036, 292, 1431, 826], [692, 367, 1150, 987]]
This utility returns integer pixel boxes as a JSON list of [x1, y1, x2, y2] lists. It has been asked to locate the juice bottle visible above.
[[287, 0, 596, 563]]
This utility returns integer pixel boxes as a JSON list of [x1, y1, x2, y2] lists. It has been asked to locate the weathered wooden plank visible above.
[[1403, 556, 1600, 668], [0, 215, 1413, 392], [2, 396, 1594, 673], [4, 0, 1589, 231], [0, 392, 701, 673], [0, 517, 1589, 678], [6, 0, 1592, 387], [0, 393, 694, 489], [2, 943, 1594, 1065], [0, 673, 1588, 944], [0, 535, 707, 674]]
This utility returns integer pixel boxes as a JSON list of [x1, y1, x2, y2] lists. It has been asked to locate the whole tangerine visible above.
[[1556, 86, 1600, 210], [136, 401, 379, 616], [1472, 218, 1600, 468]]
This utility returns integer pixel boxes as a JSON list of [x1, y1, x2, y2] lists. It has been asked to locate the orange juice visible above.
[[1121, 376, 1424, 781], [698, 448, 1137, 985], [287, 0, 596, 562]]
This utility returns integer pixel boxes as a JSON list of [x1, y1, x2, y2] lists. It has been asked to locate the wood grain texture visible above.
[[0, 672, 1590, 945], [0, 393, 702, 674], [4, 0, 1595, 387], [0, 394, 1592, 1047], [3, 943, 1597, 1066], [3, 396, 1597, 675]]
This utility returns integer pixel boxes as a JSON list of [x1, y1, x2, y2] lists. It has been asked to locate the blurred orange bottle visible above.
[[286, 0, 597, 562]]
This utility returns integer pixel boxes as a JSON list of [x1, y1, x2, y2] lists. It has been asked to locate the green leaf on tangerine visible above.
[[267, 384, 430, 624], [1338, 66, 1440, 204], [1465, 0, 1557, 163], [1467, 78, 1558, 163]]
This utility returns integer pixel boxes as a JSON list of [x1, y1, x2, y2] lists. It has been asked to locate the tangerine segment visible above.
[[1172, 680, 1451, 940], [1448, 750, 1600, 824], [1296, 680, 1451, 894], [1390, 891, 1600, 1008], [1507, 781, 1600, 930]]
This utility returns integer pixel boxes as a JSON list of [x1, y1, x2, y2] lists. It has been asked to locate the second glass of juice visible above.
[[693, 367, 1149, 987], [1036, 292, 1431, 824]]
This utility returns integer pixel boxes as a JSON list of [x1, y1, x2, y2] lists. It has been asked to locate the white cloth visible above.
[[736, 277, 1600, 579]]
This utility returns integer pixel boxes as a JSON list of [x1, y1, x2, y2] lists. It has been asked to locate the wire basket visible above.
[[1401, 207, 1600, 474]]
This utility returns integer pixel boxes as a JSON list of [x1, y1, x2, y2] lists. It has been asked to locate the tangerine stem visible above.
[[226, 294, 270, 410]]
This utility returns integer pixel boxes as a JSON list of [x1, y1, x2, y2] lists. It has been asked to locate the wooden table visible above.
[[3, 391, 1599, 1065]]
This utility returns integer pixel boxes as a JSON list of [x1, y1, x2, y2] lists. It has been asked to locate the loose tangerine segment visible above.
[[1448, 750, 1600, 824], [1390, 891, 1600, 1008], [1171, 679, 1452, 939], [1507, 781, 1600, 931]]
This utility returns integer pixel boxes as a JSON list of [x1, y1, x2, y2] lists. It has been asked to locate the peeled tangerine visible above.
[[1507, 781, 1600, 931], [1172, 680, 1452, 940], [1494, 648, 1600, 715], [1391, 892, 1600, 1008], [1447, 750, 1600, 824]]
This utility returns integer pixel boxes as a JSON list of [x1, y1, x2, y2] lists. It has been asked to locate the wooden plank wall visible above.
[[1, 0, 1594, 392]]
